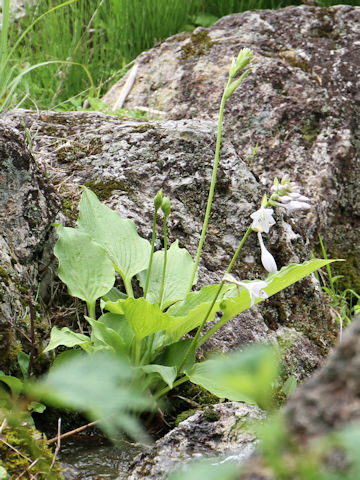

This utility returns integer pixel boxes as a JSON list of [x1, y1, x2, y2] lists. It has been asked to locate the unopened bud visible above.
[[161, 196, 171, 217], [235, 48, 253, 72], [154, 189, 163, 211]]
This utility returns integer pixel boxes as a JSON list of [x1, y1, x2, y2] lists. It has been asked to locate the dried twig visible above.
[[47, 419, 99, 445], [112, 64, 138, 111], [0, 438, 32, 462], [27, 290, 36, 378], [15, 458, 39, 480], [49, 418, 62, 470], [0, 418, 7, 435]]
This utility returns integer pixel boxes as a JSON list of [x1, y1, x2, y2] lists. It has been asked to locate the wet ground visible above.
[[59, 437, 142, 479]]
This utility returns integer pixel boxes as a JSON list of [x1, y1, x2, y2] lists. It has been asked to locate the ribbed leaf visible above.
[[44, 326, 92, 353], [138, 240, 196, 308], [77, 187, 150, 285], [186, 345, 278, 408], [54, 225, 115, 304], [138, 364, 177, 389], [166, 284, 232, 341], [86, 316, 127, 355], [220, 259, 335, 323], [120, 297, 172, 340]]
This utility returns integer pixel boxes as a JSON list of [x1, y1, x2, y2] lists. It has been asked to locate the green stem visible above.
[[196, 212, 271, 348], [178, 224, 254, 372], [144, 210, 158, 299], [86, 300, 96, 320], [154, 375, 188, 400], [159, 215, 168, 309], [187, 79, 231, 294], [123, 276, 134, 298], [134, 339, 142, 365]]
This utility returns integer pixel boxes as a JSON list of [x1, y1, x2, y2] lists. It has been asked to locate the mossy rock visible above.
[[180, 30, 214, 59], [0, 410, 63, 479]]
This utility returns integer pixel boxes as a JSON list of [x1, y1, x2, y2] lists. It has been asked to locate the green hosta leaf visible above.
[[264, 259, 336, 297], [186, 345, 279, 409], [166, 284, 232, 342], [168, 302, 221, 343], [52, 349, 83, 369], [86, 316, 127, 356], [138, 364, 177, 389], [98, 312, 134, 347], [31, 351, 151, 441], [120, 297, 172, 340], [0, 466, 9, 480], [167, 284, 231, 317], [77, 187, 150, 285], [168, 460, 239, 480], [155, 338, 196, 373], [138, 240, 196, 309], [102, 287, 127, 302], [104, 299, 125, 315], [44, 326, 92, 353], [28, 401, 46, 414], [221, 259, 335, 323], [17, 351, 29, 379], [54, 225, 115, 304], [0, 375, 23, 398]]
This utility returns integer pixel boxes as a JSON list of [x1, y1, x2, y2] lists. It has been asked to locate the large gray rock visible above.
[[0, 118, 61, 373], [286, 314, 360, 440], [2, 109, 336, 379], [121, 402, 264, 480], [103, 5, 360, 294], [234, 315, 360, 480]]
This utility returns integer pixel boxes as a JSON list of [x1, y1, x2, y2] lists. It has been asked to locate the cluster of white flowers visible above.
[[271, 179, 311, 213], [249, 178, 311, 274], [223, 178, 311, 306]]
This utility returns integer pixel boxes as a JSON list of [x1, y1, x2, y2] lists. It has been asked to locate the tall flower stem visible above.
[[144, 210, 158, 299], [178, 224, 253, 374], [187, 49, 253, 294], [187, 80, 231, 294], [159, 215, 169, 309]]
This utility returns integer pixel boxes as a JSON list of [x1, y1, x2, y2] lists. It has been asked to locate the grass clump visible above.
[[4, 0, 359, 111]]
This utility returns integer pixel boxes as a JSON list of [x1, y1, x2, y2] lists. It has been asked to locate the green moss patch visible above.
[[84, 179, 131, 201], [181, 30, 214, 59], [0, 410, 63, 479]]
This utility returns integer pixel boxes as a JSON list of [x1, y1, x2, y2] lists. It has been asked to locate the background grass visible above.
[[4, 0, 360, 110]]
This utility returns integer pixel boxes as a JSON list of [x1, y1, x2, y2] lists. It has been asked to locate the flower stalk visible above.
[[187, 49, 253, 294], [144, 189, 163, 299]]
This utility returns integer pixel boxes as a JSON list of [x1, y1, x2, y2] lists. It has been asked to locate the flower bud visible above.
[[161, 196, 171, 217], [258, 232, 278, 273], [234, 48, 253, 75], [154, 189, 163, 211]]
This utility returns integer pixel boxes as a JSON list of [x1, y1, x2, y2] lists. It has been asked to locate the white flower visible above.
[[223, 273, 268, 306], [258, 232, 278, 273], [283, 200, 311, 212], [271, 178, 311, 213], [250, 206, 276, 233]]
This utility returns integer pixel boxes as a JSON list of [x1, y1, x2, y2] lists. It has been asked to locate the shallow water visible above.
[[59, 437, 142, 479]]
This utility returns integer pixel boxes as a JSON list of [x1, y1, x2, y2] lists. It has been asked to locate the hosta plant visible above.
[[44, 49, 334, 412]]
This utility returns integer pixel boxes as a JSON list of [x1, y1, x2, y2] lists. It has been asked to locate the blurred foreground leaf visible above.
[[186, 345, 279, 409], [168, 459, 239, 480], [30, 351, 152, 441]]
